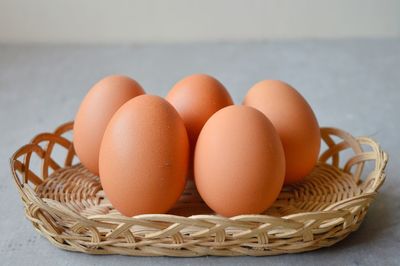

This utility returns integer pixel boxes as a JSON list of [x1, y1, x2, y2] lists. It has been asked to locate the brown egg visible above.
[[99, 95, 189, 216], [73, 75, 144, 174], [194, 105, 285, 217], [243, 80, 320, 184], [166, 74, 233, 178]]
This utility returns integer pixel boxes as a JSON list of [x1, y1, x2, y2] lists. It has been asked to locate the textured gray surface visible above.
[[0, 40, 399, 266]]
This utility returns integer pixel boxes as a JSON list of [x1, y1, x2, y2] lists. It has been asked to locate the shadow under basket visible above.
[[10, 122, 388, 256]]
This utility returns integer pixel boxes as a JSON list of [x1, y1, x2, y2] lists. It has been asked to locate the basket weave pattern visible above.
[[10, 122, 387, 256]]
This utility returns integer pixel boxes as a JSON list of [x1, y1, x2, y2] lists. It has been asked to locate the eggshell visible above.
[[73, 75, 144, 174], [166, 74, 233, 178], [99, 95, 189, 216], [194, 105, 285, 217], [243, 80, 320, 184]]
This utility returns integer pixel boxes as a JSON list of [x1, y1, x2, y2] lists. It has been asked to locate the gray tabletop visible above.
[[0, 39, 399, 266]]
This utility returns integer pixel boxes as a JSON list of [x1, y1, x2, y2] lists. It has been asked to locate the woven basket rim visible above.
[[9, 121, 388, 256]]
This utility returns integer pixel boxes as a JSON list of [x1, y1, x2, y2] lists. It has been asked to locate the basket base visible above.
[[35, 163, 361, 218]]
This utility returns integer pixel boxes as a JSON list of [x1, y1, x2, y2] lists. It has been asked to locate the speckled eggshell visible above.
[[166, 74, 233, 178], [243, 80, 320, 184], [99, 95, 189, 217], [194, 105, 285, 217], [73, 75, 145, 174]]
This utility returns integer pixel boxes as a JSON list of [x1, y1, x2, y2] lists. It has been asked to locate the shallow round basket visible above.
[[10, 122, 387, 256]]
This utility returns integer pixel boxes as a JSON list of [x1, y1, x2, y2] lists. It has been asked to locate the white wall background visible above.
[[0, 0, 399, 43]]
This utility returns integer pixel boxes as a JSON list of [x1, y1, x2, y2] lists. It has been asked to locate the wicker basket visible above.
[[10, 121, 387, 256]]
